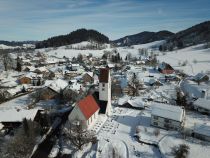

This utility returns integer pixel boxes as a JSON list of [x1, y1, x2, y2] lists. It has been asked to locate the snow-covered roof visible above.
[[48, 79, 68, 93], [151, 103, 185, 122], [35, 67, 48, 72], [0, 80, 18, 88], [72, 64, 80, 67], [0, 109, 39, 123], [127, 99, 145, 108], [194, 124, 210, 137], [25, 72, 42, 79], [83, 72, 94, 78], [193, 98, 210, 110], [193, 73, 209, 81], [65, 80, 82, 92], [25, 66, 36, 71]]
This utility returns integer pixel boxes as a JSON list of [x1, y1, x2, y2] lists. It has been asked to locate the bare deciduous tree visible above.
[[153, 128, 160, 137], [171, 144, 190, 158], [0, 50, 13, 71], [0, 119, 41, 158], [64, 120, 97, 150]]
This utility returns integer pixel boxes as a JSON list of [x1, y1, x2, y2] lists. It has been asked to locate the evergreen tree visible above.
[[16, 56, 22, 72]]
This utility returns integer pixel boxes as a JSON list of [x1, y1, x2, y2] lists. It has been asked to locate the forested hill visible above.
[[36, 29, 109, 48], [167, 21, 210, 47], [113, 31, 174, 46]]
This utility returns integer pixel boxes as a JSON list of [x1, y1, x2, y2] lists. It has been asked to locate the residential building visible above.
[[151, 103, 185, 130]]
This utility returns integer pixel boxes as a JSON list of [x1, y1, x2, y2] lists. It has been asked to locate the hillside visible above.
[[165, 21, 210, 49], [36, 29, 109, 48], [0, 40, 36, 47], [113, 30, 174, 46]]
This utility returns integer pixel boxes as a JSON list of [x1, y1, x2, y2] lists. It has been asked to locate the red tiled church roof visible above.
[[99, 68, 109, 83], [78, 95, 100, 120]]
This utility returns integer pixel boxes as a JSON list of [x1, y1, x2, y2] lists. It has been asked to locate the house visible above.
[[82, 72, 94, 83], [193, 124, 210, 141], [34, 67, 48, 74], [158, 62, 175, 74], [41, 79, 68, 100], [0, 109, 40, 128], [19, 76, 31, 84], [180, 80, 210, 99], [19, 73, 44, 86], [151, 103, 185, 130], [193, 72, 209, 83], [118, 97, 145, 110], [71, 64, 80, 71], [193, 98, 210, 114], [148, 78, 163, 86], [68, 95, 100, 128], [24, 66, 36, 72]]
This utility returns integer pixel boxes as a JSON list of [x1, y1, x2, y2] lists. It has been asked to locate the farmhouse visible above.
[[193, 72, 209, 83], [82, 72, 94, 83], [193, 98, 210, 114], [158, 62, 175, 74], [193, 124, 210, 142], [151, 103, 185, 130], [180, 80, 210, 99]]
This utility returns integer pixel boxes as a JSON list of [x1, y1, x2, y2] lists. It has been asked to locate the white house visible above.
[[180, 79, 210, 99], [194, 124, 210, 142], [68, 95, 100, 128], [151, 103, 185, 130], [193, 98, 210, 114]]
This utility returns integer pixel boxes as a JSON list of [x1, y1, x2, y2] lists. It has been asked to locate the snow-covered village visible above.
[[0, 1, 210, 158]]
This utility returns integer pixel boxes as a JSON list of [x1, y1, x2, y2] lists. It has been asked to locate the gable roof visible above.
[[48, 79, 68, 93], [151, 102, 184, 122], [193, 98, 210, 110], [78, 95, 99, 120], [99, 68, 109, 83]]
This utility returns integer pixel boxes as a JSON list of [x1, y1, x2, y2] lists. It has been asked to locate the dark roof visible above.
[[99, 68, 109, 83], [78, 95, 99, 120]]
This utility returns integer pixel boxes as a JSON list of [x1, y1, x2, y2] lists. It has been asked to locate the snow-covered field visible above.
[[39, 41, 210, 76], [38, 40, 164, 60], [157, 44, 210, 75]]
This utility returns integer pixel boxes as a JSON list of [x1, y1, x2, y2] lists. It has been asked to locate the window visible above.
[[164, 124, 169, 129], [164, 119, 170, 123], [102, 83, 105, 87], [153, 122, 158, 126], [102, 88, 105, 91], [153, 116, 158, 120]]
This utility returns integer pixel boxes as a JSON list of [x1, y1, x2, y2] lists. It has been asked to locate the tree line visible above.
[[36, 29, 109, 48]]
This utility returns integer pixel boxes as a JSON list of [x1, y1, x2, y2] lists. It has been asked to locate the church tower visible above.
[[99, 68, 112, 115]]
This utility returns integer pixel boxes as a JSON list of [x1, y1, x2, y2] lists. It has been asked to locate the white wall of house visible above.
[[68, 105, 99, 128], [68, 105, 86, 125], [87, 109, 99, 129], [151, 115, 184, 130]]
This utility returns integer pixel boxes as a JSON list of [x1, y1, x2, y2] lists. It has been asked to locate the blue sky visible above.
[[0, 0, 210, 41]]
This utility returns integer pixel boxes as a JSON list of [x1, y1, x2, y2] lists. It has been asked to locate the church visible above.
[[68, 68, 112, 128]]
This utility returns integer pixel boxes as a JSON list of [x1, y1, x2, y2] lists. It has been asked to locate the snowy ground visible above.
[[39, 40, 164, 60], [96, 107, 161, 158], [157, 44, 210, 75], [159, 134, 210, 158]]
